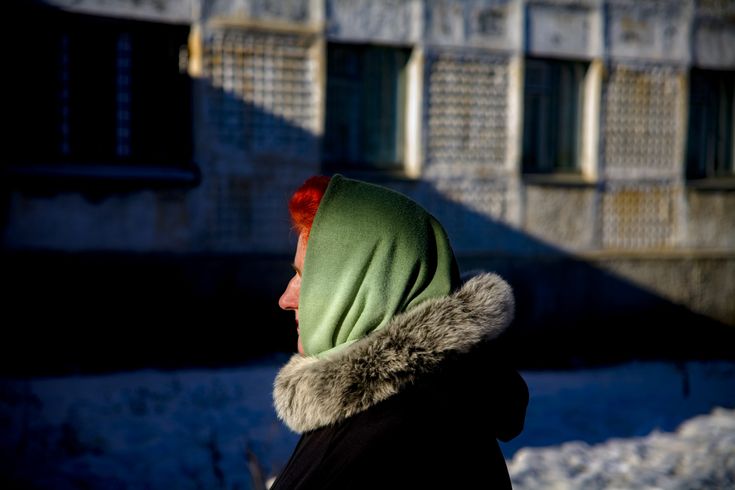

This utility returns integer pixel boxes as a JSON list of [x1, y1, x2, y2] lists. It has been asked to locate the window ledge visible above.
[[685, 177, 735, 190], [522, 172, 597, 187], [4, 163, 201, 190]]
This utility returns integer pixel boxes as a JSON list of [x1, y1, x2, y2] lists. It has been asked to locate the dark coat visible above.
[[271, 273, 529, 489]]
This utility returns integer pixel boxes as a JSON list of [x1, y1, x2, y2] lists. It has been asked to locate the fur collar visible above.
[[273, 272, 515, 434]]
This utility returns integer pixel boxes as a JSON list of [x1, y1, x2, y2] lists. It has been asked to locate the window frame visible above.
[[321, 41, 412, 175], [685, 68, 735, 181], [5, 4, 199, 190], [521, 56, 589, 175]]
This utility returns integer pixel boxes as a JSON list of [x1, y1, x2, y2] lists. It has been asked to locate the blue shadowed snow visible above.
[[500, 360, 735, 459], [1, 359, 734, 489]]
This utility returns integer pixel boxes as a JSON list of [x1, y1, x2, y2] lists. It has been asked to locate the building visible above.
[[3, 0, 734, 371]]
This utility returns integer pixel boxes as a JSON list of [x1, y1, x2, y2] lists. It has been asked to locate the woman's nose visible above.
[[279, 279, 298, 311]]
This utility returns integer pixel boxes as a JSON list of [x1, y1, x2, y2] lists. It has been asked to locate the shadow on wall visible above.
[[0, 0, 327, 372], [410, 184, 734, 369], [2, 153, 732, 376], [0, 68, 321, 377], [1, 3, 733, 376]]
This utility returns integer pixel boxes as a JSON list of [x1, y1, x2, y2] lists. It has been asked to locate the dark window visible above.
[[8, 4, 193, 172], [686, 69, 734, 179], [522, 58, 587, 173], [323, 43, 410, 170]]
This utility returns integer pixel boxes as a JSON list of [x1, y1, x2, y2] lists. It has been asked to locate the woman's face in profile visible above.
[[279, 233, 307, 355]]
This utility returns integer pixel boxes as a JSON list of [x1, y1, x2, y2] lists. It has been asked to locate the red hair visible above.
[[288, 175, 331, 241]]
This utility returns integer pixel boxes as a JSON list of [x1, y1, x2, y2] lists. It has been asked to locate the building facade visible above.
[[3, 0, 734, 367]]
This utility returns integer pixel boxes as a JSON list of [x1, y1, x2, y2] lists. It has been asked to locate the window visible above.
[[323, 43, 410, 171], [522, 58, 587, 173], [686, 69, 734, 179], [8, 4, 194, 178]]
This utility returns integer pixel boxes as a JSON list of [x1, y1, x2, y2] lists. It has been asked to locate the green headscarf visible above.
[[299, 174, 460, 358]]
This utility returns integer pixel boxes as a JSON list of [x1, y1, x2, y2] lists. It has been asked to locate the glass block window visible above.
[[323, 43, 410, 170], [424, 49, 509, 176], [203, 29, 318, 156], [601, 64, 681, 179], [686, 69, 734, 179], [602, 183, 677, 250], [522, 58, 587, 173], [8, 4, 192, 169]]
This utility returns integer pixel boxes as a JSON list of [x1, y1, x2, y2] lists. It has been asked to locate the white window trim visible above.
[[580, 59, 602, 182], [404, 46, 424, 179]]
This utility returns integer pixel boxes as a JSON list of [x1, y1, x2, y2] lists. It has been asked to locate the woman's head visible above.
[[280, 174, 460, 358], [279, 175, 330, 354]]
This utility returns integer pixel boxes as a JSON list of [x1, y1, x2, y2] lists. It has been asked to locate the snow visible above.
[[502, 361, 735, 489], [1, 358, 734, 489], [500, 361, 735, 456], [509, 407, 735, 490], [1, 354, 298, 490]]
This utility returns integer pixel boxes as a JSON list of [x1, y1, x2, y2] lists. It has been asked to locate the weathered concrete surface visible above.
[[523, 185, 598, 251], [692, 0, 735, 68], [592, 252, 735, 325], [200, 0, 319, 24], [3, 190, 189, 252], [685, 189, 735, 250], [526, 2, 601, 59], [605, 0, 691, 64], [325, 0, 421, 43], [425, 0, 522, 51], [40, 0, 195, 23]]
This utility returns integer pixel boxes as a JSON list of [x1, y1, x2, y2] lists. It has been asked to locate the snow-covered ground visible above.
[[504, 361, 735, 489], [1, 358, 734, 489], [509, 407, 735, 490]]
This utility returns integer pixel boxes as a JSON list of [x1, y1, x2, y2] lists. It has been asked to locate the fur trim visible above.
[[273, 272, 515, 433]]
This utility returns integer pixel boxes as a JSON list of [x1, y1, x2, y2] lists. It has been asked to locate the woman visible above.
[[271, 174, 528, 489]]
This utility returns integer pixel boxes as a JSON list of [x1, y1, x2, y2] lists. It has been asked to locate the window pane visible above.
[[686, 69, 735, 179], [324, 44, 409, 170], [67, 20, 118, 164], [7, 4, 192, 169], [130, 22, 192, 166], [522, 58, 586, 173], [8, 6, 65, 164], [523, 60, 552, 172]]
